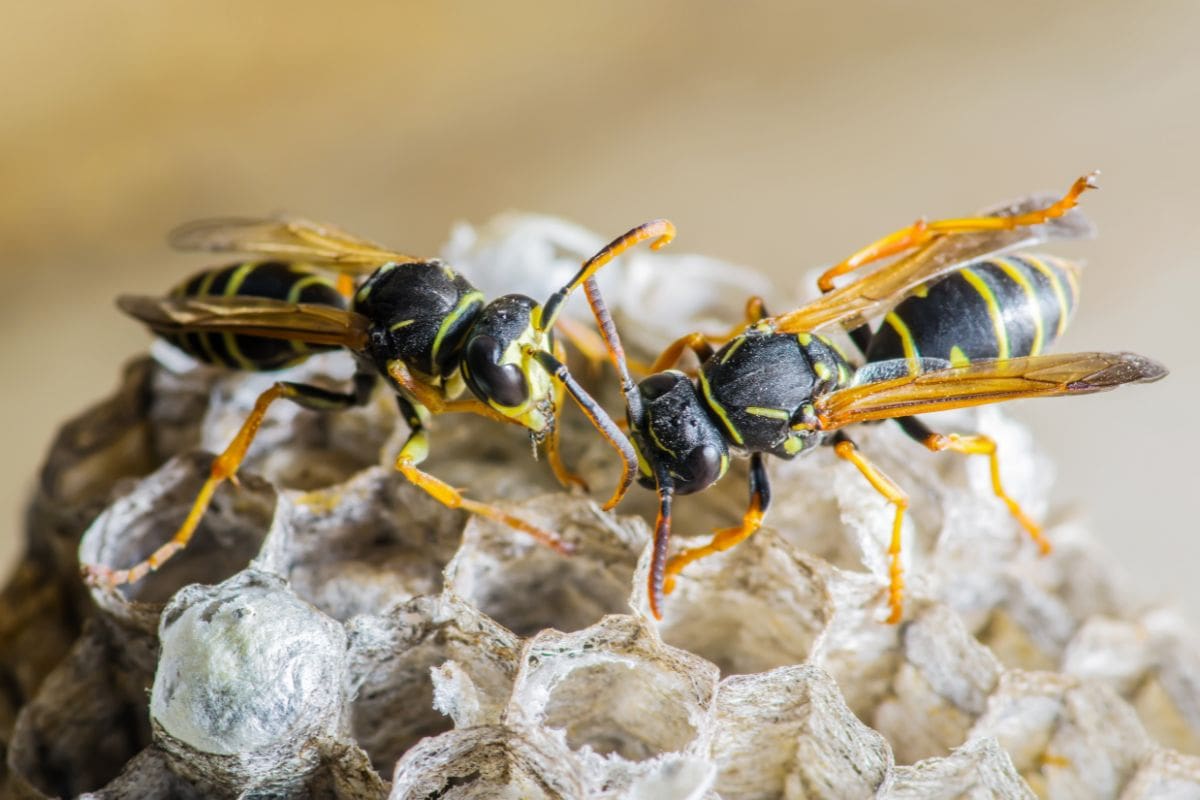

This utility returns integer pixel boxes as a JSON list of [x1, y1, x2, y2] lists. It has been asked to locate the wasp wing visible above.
[[769, 190, 1096, 335], [118, 295, 371, 350], [168, 217, 423, 272], [815, 352, 1166, 429]]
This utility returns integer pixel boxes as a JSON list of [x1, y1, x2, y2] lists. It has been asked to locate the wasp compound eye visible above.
[[639, 371, 686, 401], [681, 443, 724, 492], [464, 334, 529, 408]]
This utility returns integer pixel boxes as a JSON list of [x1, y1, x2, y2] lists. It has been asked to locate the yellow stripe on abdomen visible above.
[[960, 267, 1010, 360], [221, 262, 259, 369], [884, 311, 920, 369], [994, 257, 1045, 356], [1020, 254, 1072, 339]]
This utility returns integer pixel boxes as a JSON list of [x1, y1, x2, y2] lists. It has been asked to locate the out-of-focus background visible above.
[[2, 2, 1196, 615]]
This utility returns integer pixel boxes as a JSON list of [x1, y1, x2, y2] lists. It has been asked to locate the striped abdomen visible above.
[[167, 261, 346, 370], [865, 253, 1081, 367]]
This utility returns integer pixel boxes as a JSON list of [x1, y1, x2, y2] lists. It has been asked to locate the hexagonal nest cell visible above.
[[3, 213, 1199, 799]]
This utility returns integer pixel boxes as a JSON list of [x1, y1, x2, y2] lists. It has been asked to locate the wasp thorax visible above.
[[461, 294, 554, 433], [356, 260, 484, 379], [635, 371, 729, 495]]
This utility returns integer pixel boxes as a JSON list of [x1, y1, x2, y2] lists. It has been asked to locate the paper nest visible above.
[[2, 214, 1198, 799]]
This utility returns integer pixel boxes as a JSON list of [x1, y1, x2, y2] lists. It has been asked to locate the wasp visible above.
[[583, 173, 1167, 623], [84, 216, 674, 587]]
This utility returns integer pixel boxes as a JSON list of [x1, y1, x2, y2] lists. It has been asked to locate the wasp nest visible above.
[[3, 214, 1199, 799]]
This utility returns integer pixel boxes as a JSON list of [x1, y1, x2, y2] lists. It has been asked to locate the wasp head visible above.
[[631, 371, 729, 495], [461, 294, 556, 436]]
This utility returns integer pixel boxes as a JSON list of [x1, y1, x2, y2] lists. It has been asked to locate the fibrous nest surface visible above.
[[2, 215, 1198, 799]]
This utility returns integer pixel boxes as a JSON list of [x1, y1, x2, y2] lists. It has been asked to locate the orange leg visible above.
[[649, 296, 767, 372], [650, 333, 716, 373], [335, 273, 356, 299], [663, 453, 769, 594], [832, 434, 910, 624], [385, 360, 513, 425], [391, 395, 570, 554], [818, 172, 1098, 292], [554, 316, 609, 375], [922, 431, 1050, 555], [83, 380, 364, 587]]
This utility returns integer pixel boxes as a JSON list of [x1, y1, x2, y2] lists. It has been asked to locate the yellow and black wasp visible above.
[[583, 173, 1167, 623], [84, 216, 674, 587]]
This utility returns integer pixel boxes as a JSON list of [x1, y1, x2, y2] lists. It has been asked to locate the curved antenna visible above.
[[583, 277, 644, 429], [528, 347, 639, 510], [648, 471, 675, 621], [537, 219, 676, 333]]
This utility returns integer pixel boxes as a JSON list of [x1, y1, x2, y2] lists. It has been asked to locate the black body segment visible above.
[[866, 254, 1080, 368], [167, 261, 345, 370], [354, 260, 483, 379], [633, 371, 729, 495], [461, 294, 539, 410], [700, 331, 849, 458], [101, 214, 670, 594]]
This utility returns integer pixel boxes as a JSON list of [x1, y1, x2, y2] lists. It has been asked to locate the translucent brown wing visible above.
[[118, 295, 371, 350], [815, 352, 1166, 429], [769, 191, 1096, 335], [169, 217, 423, 272]]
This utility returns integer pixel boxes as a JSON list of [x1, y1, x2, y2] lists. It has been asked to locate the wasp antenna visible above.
[[538, 219, 676, 333]]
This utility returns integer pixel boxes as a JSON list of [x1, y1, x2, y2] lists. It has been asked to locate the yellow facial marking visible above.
[[648, 416, 679, 459], [485, 324, 554, 433]]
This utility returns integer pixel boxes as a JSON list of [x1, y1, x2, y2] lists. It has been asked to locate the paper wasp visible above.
[[584, 173, 1167, 623], [84, 216, 674, 587]]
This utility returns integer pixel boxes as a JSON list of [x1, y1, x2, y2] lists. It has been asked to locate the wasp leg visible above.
[[545, 339, 589, 493], [384, 360, 512, 424], [391, 395, 570, 555], [742, 295, 769, 325], [663, 453, 770, 594], [553, 315, 614, 378], [335, 273, 356, 300], [84, 375, 374, 587], [831, 432, 910, 624], [648, 297, 770, 373], [650, 334, 716, 373], [817, 172, 1098, 293], [529, 347, 637, 511], [549, 284, 661, 378], [897, 416, 1050, 555]]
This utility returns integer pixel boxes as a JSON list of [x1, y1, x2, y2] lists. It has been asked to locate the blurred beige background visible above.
[[2, 2, 1196, 616]]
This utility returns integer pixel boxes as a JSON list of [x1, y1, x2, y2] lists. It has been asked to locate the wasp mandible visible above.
[[85, 216, 674, 587]]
